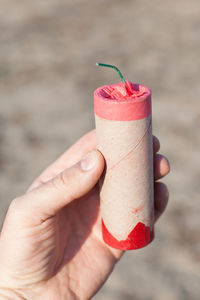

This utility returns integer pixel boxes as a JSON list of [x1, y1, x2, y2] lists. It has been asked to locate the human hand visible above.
[[0, 130, 170, 300]]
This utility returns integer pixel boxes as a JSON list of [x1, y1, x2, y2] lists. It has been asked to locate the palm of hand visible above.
[[37, 187, 120, 299]]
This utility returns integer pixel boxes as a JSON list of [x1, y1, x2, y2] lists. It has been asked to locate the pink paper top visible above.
[[94, 81, 152, 121]]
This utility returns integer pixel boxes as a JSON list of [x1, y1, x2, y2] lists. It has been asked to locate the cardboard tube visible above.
[[94, 81, 154, 250]]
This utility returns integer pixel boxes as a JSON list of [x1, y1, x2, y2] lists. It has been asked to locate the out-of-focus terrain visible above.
[[0, 0, 200, 299]]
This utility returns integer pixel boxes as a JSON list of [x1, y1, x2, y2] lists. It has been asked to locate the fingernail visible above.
[[81, 152, 96, 171]]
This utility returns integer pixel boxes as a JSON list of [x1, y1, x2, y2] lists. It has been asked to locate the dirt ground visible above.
[[0, 0, 200, 299]]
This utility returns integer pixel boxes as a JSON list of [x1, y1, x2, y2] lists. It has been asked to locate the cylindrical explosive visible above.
[[94, 78, 154, 250]]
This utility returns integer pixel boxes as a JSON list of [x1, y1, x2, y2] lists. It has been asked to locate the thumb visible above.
[[20, 150, 105, 220]]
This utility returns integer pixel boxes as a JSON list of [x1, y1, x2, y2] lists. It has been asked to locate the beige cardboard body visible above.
[[95, 114, 154, 241]]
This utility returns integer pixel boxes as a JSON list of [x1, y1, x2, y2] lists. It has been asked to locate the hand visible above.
[[0, 130, 170, 300]]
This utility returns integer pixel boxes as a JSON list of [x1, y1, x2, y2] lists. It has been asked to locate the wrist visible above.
[[0, 288, 27, 300]]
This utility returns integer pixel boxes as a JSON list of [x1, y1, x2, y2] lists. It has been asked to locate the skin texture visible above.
[[0, 130, 170, 300]]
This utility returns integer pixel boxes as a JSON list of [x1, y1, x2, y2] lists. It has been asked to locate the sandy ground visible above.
[[0, 0, 200, 299]]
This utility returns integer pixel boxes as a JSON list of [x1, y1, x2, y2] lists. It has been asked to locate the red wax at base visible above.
[[102, 220, 154, 250]]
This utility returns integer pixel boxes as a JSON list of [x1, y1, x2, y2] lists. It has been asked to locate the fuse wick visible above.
[[96, 63, 125, 84]]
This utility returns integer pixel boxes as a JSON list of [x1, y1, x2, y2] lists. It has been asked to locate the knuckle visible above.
[[7, 196, 25, 219], [59, 171, 68, 186], [52, 171, 69, 190], [9, 197, 21, 210], [50, 170, 76, 202]]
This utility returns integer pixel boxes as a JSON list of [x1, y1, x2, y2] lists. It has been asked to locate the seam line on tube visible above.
[[108, 119, 152, 172]]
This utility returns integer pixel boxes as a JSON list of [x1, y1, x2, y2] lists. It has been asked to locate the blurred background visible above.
[[0, 0, 200, 299]]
